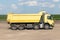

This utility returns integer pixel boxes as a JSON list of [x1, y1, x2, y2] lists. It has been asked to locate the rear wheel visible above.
[[10, 24, 17, 30], [18, 24, 24, 30], [33, 25, 39, 30]]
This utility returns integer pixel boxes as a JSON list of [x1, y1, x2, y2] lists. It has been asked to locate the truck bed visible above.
[[7, 13, 43, 23]]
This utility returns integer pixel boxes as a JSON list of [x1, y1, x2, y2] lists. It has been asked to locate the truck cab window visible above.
[[47, 16, 53, 20]]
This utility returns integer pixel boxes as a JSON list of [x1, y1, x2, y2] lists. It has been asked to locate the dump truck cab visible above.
[[38, 11, 54, 29], [7, 11, 54, 30], [44, 14, 54, 26]]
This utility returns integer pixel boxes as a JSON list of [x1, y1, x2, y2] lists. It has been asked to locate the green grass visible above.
[[0, 15, 7, 21], [52, 15, 60, 20], [0, 15, 60, 21]]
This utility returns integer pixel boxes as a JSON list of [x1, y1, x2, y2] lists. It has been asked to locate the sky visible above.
[[0, 0, 60, 15]]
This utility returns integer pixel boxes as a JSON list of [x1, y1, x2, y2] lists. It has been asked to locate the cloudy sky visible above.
[[0, 0, 60, 14]]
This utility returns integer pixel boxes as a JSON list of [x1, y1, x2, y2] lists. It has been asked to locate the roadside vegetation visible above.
[[52, 15, 60, 20], [0, 15, 7, 21]]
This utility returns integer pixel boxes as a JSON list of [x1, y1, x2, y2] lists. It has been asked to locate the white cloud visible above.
[[39, 2, 55, 8], [53, 0, 59, 2], [58, 5, 60, 8], [18, 2, 24, 5], [0, 4, 4, 10], [18, 1, 55, 8], [18, 1, 38, 6], [11, 4, 18, 9], [18, 0, 22, 1], [39, 2, 48, 7], [0, 8, 3, 10], [25, 1, 38, 6], [49, 4, 55, 8]]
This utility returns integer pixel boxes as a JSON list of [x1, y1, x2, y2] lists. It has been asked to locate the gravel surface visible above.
[[0, 20, 60, 40]]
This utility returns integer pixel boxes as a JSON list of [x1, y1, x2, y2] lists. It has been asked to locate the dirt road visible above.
[[0, 21, 60, 40]]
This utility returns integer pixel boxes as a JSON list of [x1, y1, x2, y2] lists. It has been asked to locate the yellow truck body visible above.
[[7, 11, 54, 30]]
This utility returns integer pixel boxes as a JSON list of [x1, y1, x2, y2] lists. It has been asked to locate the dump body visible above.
[[7, 13, 43, 23]]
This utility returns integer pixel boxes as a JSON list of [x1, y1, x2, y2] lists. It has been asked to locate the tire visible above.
[[11, 26, 17, 30], [33, 25, 39, 30], [18, 24, 24, 30], [10, 24, 17, 30], [44, 24, 50, 30]]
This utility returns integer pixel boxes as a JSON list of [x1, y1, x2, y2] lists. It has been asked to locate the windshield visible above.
[[47, 15, 53, 20]]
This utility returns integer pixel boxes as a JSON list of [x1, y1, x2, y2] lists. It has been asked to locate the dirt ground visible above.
[[0, 20, 60, 40]]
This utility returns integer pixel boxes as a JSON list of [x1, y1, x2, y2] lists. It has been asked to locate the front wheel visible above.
[[44, 24, 50, 30]]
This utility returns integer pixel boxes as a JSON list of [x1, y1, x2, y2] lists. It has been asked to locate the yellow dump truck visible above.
[[7, 11, 54, 30]]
